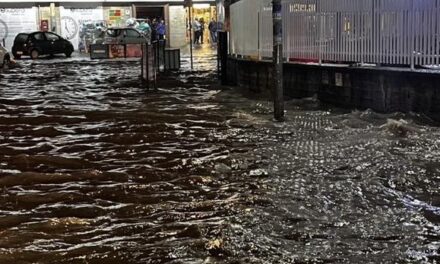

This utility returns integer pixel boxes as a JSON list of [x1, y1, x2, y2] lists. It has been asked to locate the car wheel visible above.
[[13, 52, 21, 60], [3, 57, 11, 69], [2, 55, 10, 69], [65, 49, 73, 58], [30, 49, 39, 60]]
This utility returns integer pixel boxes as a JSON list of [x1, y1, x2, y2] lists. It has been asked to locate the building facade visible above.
[[0, 1, 216, 50]]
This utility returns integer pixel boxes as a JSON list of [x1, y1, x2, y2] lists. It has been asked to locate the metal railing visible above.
[[153, 40, 166, 72], [259, 2, 274, 59], [230, 0, 440, 67], [141, 40, 166, 89]]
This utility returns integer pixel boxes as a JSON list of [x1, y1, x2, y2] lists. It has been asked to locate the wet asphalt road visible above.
[[0, 49, 439, 263]]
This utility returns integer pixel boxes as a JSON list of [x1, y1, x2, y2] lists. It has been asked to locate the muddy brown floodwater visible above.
[[0, 50, 440, 264]]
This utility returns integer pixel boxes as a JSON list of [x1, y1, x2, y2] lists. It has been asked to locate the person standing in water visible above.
[[157, 19, 166, 40], [199, 17, 206, 44], [192, 18, 201, 45], [208, 18, 218, 44]]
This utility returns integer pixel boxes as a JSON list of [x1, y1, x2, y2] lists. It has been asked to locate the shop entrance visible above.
[[190, 4, 216, 44], [38, 4, 61, 34]]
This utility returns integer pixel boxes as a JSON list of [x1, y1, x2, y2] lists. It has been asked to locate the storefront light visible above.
[[50, 3, 55, 16], [193, 4, 211, 9]]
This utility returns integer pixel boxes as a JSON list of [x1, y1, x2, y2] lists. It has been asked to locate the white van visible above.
[[0, 41, 11, 68]]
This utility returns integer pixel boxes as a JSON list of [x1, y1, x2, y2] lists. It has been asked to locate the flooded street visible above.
[[0, 50, 439, 263]]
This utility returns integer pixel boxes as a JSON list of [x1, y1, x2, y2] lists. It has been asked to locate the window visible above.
[[33, 33, 45, 41], [125, 29, 140, 38], [15, 34, 29, 43], [45, 33, 60, 41], [106, 29, 121, 37]]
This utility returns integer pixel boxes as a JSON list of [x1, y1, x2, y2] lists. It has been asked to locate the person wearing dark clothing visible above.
[[208, 18, 217, 44], [157, 20, 166, 40], [193, 18, 202, 44], [151, 19, 158, 41], [199, 17, 205, 44]]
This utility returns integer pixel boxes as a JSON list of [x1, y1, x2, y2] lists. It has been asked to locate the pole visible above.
[[50, 3, 56, 33], [188, 3, 194, 70], [272, 0, 284, 121], [410, 0, 415, 70], [216, 0, 225, 79]]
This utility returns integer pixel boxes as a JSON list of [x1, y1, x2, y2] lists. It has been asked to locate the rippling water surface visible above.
[[0, 51, 439, 263]]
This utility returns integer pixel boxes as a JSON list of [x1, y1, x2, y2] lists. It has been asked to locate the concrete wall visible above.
[[227, 58, 440, 120]]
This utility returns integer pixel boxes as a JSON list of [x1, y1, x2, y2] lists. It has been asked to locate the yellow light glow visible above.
[[193, 4, 211, 9]]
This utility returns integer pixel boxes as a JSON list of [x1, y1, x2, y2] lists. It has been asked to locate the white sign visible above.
[[169, 6, 186, 48], [0, 7, 38, 50], [289, 3, 316, 12], [60, 7, 104, 50]]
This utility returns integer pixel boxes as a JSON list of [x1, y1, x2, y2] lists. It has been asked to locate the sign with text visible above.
[[289, 3, 316, 12], [0, 7, 38, 50]]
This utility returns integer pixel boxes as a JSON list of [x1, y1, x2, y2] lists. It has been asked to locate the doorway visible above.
[[190, 4, 216, 44]]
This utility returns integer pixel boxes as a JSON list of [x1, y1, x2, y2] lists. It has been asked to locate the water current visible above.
[[0, 48, 439, 263]]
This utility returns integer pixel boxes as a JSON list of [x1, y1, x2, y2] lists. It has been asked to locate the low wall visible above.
[[227, 57, 440, 119]]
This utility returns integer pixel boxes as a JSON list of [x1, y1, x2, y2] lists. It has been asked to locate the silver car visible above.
[[104, 28, 149, 45]]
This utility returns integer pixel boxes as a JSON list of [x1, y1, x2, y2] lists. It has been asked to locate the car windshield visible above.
[[106, 29, 121, 37], [15, 34, 29, 43], [45, 33, 60, 41], [125, 29, 140, 37], [33, 33, 45, 41]]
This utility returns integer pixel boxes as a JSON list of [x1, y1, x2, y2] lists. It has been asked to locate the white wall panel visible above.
[[0, 7, 38, 50], [231, 0, 440, 66]]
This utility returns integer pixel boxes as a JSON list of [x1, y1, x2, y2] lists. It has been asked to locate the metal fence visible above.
[[142, 40, 166, 89], [142, 43, 156, 89], [259, 1, 274, 58], [230, 0, 440, 67]]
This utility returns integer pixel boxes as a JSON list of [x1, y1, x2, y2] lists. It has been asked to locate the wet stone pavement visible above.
[[0, 50, 439, 263]]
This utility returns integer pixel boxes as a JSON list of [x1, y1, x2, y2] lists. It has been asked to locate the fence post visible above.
[[319, 12, 322, 65], [273, 0, 284, 121], [410, 0, 415, 70], [184, 0, 194, 70], [258, 9, 261, 60], [218, 31, 228, 85], [141, 43, 144, 84], [146, 43, 150, 90]]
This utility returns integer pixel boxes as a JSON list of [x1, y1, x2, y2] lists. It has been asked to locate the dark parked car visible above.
[[12, 31, 74, 59]]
